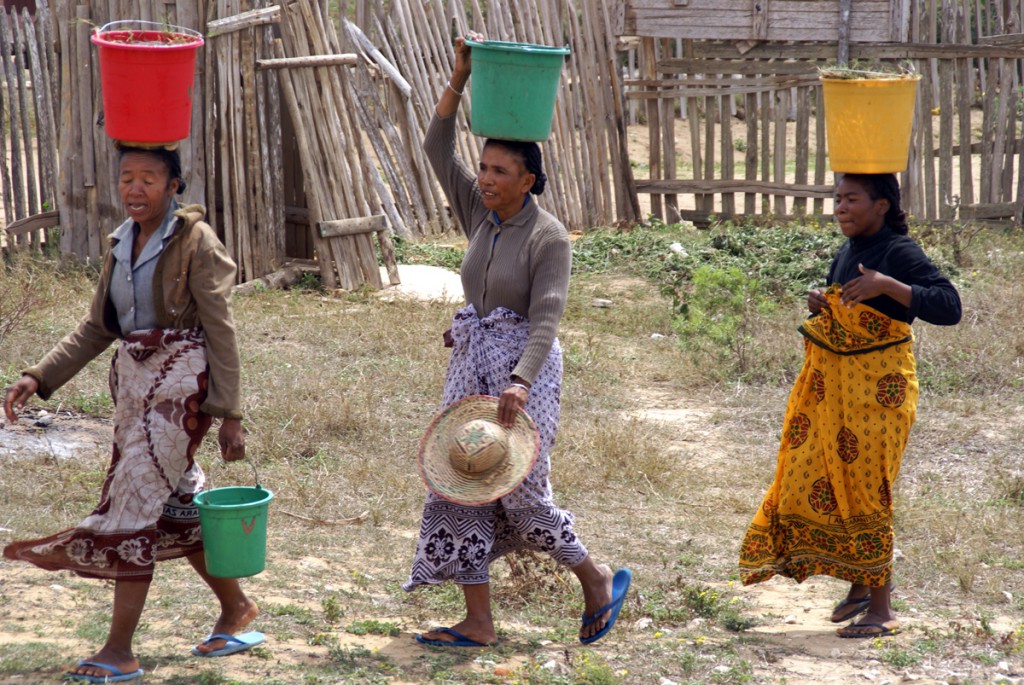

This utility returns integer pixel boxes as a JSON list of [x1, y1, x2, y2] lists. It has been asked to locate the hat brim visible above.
[[418, 395, 540, 506]]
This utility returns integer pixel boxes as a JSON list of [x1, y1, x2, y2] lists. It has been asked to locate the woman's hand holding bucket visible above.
[[218, 418, 246, 461]]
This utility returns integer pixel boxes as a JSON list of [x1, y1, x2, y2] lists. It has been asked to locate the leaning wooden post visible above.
[[838, 0, 851, 66]]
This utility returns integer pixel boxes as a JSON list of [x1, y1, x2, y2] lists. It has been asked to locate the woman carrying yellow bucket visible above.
[[739, 173, 961, 638]]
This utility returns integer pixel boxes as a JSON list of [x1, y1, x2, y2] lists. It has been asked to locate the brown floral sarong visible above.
[[739, 287, 918, 587], [3, 328, 212, 581]]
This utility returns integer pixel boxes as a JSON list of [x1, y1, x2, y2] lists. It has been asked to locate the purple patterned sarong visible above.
[[404, 306, 587, 588]]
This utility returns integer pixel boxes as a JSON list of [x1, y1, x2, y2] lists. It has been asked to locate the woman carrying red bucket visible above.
[[2, 22, 264, 683]]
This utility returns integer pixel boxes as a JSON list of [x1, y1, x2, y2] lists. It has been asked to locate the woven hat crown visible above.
[[418, 395, 540, 506], [448, 419, 508, 475]]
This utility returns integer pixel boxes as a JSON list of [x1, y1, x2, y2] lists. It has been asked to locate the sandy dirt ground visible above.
[[2, 393, 1020, 685]]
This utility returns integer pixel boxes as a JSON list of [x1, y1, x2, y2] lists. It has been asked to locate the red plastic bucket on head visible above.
[[90, 21, 204, 145]]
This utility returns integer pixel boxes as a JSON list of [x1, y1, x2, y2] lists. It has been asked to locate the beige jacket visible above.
[[25, 205, 243, 419]]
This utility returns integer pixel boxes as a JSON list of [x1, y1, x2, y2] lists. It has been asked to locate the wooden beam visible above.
[[318, 214, 388, 238], [257, 54, 358, 70], [675, 209, 834, 225], [635, 178, 833, 197], [838, 0, 852, 65], [688, 41, 1024, 60], [959, 201, 1016, 220], [344, 19, 413, 99], [208, 6, 281, 34], [752, 0, 768, 40], [5, 209, 59, 236]]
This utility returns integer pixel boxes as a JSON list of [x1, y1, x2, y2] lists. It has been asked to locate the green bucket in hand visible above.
[[466, 39, 570, 142], [195, 482, 273, 578]]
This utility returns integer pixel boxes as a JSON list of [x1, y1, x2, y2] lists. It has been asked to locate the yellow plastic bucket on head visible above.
[[821, 75, 921, 173]]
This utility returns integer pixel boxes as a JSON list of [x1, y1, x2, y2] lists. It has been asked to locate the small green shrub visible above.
[[322, 594, 345, 624], [673, 265, 777, 380]]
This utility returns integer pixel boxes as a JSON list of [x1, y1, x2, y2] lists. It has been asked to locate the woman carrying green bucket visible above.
[[3, 144, 263, 683], [404, 33, 631, 648]]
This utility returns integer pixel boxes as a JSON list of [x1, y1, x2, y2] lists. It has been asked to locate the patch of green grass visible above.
[[63, 391, 114, 416], [0, 641, 63, 675], [345, 619, 401, 637], [293, 271, 324, 292], [710, 657, 755, 684], [75, 609, 114, 643], [874, 634, 944, 669]]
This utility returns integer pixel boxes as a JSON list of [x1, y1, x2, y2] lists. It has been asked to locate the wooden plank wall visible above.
[[626, 0, 1024, 226], [622, 0, 904, 43], [0, 1, 58, 250]]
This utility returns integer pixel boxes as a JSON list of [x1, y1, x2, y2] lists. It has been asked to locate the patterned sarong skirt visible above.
[[739, 287, 918, 587], [404, 305, 588, 588], [4, 328, 213, 581]]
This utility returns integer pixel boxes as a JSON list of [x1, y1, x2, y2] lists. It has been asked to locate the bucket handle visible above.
[[95, 20, 203, 40], [206, 458, 264, 492]]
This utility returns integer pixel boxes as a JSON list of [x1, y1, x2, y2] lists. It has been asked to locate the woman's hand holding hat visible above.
[[498, 378, 530, 428]]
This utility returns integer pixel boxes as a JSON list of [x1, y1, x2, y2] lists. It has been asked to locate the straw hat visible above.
[[418, 395, 540, 506]]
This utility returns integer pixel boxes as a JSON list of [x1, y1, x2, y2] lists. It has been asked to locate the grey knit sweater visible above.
[[423, 113, 571, 384]]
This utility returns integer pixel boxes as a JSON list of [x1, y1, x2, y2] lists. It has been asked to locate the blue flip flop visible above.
[[580, 568, 632, 645], [415, 627, 493, 648], [64, 661, 144, 683], [191, 630, 266, 657]]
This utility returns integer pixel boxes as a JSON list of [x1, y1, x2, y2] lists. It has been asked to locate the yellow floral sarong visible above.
[[739, 286, 918, 587]]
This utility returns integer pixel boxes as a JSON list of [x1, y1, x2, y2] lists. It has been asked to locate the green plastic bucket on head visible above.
[[466, 39, 570, 142], [195, 480, 273, 579]]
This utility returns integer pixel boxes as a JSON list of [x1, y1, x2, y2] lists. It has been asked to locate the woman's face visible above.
[[478, 144, 535, 220], [834, 177, 888, 239], [119, 152, 179, 231]]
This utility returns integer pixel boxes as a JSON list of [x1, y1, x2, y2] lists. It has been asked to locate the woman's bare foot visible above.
[[419, 617, 498, 646], [194, 598, 260, 655], [65, 647, 139, 679], [578, 563, 614, 641]]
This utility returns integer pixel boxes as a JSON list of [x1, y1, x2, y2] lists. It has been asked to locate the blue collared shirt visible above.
[[108, 200, 181, 334]]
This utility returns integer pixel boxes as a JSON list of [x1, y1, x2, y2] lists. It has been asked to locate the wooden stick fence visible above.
[[8, 0, 636, 268], [623, 0, 1024, 225], [274, 0, 399, 290], [364, 0, 639, 232], [0, 3, 58, 250], [206, 0, 285, 283]]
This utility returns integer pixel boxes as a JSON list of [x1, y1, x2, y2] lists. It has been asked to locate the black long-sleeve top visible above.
[[826, 226, 962, 326]]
